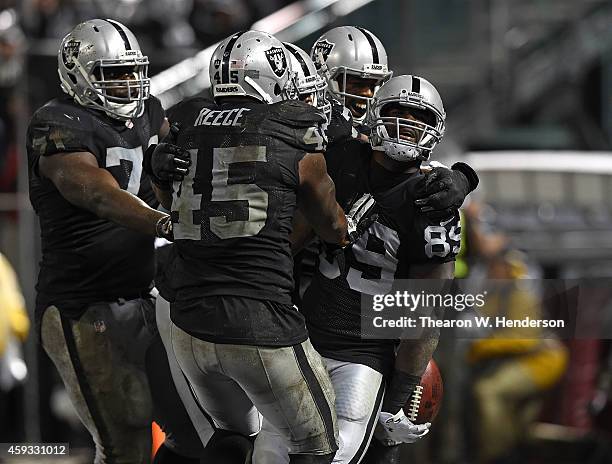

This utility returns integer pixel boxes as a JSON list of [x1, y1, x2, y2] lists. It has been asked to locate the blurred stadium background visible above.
[[0, 0, 611, 463]]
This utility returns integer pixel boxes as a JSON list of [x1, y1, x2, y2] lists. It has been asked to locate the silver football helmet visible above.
[[368, 75, 446, 162], [57, 19, 150, 121], [209, 30, 295, 104], [283, 42, 331, 120], [310, 26, 392, 124]]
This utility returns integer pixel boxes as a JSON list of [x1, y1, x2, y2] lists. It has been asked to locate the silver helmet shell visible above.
[[57, 19, 150, 121], [210, 30, 295, 104], [310, 26, 392, 123], [368, 75, 446, 162], [283, 42, 331, 120]]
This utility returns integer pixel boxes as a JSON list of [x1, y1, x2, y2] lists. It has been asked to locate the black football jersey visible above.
[[166, 98, 327, 345], [291, 127, 369, 307], [302, 168, 461, 375], [27, 95, 165, 321], [324, 98, 367, 210]]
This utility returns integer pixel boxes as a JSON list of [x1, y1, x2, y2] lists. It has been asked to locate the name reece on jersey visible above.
[[194, 107, 250, 127]]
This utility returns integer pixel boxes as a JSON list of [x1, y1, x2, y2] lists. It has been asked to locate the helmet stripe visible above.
[[105, 19, 131, 50], [285, 43, 310, 77], [222, 31, 246, 83], [356, 27, 379, 64], [412, 76, 421, 93]]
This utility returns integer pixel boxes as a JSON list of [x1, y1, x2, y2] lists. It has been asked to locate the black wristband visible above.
[[451, 162, 479, 193], [382, 371, 421, 415]]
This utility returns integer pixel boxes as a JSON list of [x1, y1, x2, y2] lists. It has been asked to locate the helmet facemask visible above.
[[90, 57, 150, 119], [369, 99, 444, 162], [60, 52, 150, 121]]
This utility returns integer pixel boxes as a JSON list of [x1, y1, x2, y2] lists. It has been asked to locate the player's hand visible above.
[[143, 124, 191, 189], [324, 200, 378, 256], [377, 410, 430, 445], [149, 142, 191, 184], [414, 164, 471, 220], [346, 215, 362, 244]]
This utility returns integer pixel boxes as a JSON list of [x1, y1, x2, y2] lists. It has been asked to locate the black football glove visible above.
[[346, 212, 378, 244], [143, 124, 191, 190], [414, 162, 479, 220], [323, 210, 378, 260]]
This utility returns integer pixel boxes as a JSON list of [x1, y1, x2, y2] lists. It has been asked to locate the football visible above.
[[405, 359, 444, 424]]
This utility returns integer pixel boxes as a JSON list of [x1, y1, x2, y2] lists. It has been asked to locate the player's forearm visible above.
[[152, 183, 173, 210], [289, 210, 316, 254], [302, 200, 347, 245], [298, 153, 348, 245], [384, 261, 452, 412], [382, 333, 439, 414], [395, 333, 439, 377], [84, 184, 165, 236], [311, 196, 347, 245], [300, 179, 347, 244]]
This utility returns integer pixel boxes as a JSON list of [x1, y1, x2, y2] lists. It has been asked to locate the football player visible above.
[[255, 75, 469, 464], [288, 26, 476, 305], [311, 26, 391, 132], [154, 30, 348, 464], [27, 19, 208, 464], [311, 26, 477, 216]]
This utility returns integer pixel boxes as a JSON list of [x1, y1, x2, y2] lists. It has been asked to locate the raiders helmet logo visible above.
[[62, 39, 81, 70], [265, 47, 287, 78], [312, 40, 334, 68]]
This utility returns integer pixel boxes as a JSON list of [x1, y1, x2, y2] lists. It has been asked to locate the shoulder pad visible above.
[[148, 94, 163, 111], [147, 95, 164, 116], [268, 100, 326, 127], [255, 101, 327, 153], [28, 98, 100, 158], [32, 98, 96, 128], [146, 95, 166, 133], [167, 97, 216, 124]]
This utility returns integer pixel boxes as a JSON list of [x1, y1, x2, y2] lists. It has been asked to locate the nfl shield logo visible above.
[[312, 39, 334, 68], [265, 47, 287, 78], [62, 39, 81, 70]]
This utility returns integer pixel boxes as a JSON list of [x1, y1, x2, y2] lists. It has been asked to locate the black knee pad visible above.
[[201, 429, 254, 464], [361, 437, 402, 464]]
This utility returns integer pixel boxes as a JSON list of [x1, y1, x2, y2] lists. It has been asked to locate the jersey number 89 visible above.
[[424, 223, 461, 258]]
